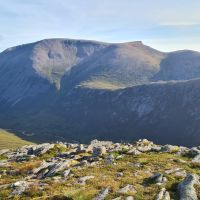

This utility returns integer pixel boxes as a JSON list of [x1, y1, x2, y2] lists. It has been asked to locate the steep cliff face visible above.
[[1, 39, 200, 146]]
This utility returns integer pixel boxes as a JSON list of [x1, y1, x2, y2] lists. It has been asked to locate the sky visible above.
[[0, 0, 200, 52]]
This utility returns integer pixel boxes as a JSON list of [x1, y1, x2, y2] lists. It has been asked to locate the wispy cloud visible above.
[[0, 0, 200, 51], [160, 22, 200, 27]]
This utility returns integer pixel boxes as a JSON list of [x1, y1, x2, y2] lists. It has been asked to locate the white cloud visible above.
[[0, 0, 200, 51]]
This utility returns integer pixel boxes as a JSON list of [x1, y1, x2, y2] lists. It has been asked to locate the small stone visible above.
[[116, 172, 123, 177], [150, 173, 167, 184], [125, 196, 134, 200], [116, 155, 124, 160], [155, 188, 170, 200], [105, 154, 114, 164], [11, 181, 29, 195], [63, 169, 71, 178], [93, 146, 107, 157], [161, 145, 179, 153], [118, 184, 136, 194], [76, 144, 86, 153], [93, 188, 109, 200], [127, 148, 142, 155]]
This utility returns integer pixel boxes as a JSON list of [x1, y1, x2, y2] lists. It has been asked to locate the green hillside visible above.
[[0, 129, 33, 150]]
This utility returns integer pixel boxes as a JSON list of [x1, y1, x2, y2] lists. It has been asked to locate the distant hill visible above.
[[1, 39, 200, 146], [0, 129, 33, 150]]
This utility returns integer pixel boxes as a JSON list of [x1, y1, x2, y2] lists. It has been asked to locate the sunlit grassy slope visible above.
[[0, 129, 33, 150], [79, 79, 126, 90]]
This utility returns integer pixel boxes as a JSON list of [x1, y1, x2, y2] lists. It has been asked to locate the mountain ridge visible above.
[[1, 38, 200, 146]]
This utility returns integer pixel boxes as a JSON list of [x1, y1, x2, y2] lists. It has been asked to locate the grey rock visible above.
[[93, 146, 107, 157], [127, 148, 142, 155], [178, 174, 199, 200], [165, 168, 186, 177], [116, 172, 124, 177], [192, 154, 200, 163], [77, 175, 94, 185], [28, 143, 55, 156], [11, 181, 29, 195], [62, 169, 71, 178], [118, 184, 136, 194], [150, 173, 167, 184], [44, 160, 70, 177], [161, 145, 179, 153], [33, 160, 70, 179], [116, 155, 125, 160], [76, 144, 86, 153], [125, 197, 134, 200], [155, 188, 170, 200], [105, 154, 114, 164], [93, 188, 109, 200]]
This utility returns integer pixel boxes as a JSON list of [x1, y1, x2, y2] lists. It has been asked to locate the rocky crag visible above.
[[0, 139, 200, 199]]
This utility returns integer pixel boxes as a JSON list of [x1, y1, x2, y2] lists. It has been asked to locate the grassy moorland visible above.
[[0, 140, 200, 199], [0, 129, 33, 150]]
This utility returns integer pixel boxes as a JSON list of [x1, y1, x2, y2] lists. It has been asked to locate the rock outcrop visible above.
[[0, 139, 200, 199]]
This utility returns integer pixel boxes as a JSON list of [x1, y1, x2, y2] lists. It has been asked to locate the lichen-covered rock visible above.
[[105, 154, 114, 164], [93, 188, 109, 200], [165, 168, 186, 178], [27, 143, 55, 156], [62, 169, 71, 178], [127, 148, 142, 155], [118, 184, 136, 194], [150, 173, 167, 184], [125, 196, 134, 200], [92, 146, 107, 157], [161, 145, 180, 153], [11, 181, 29, 195], [178, 174, 199, 200], [33, 160, 70, 179], [76, 144, 86, 153], [192, 154, 200, 163], [155, 188, 170, 200]]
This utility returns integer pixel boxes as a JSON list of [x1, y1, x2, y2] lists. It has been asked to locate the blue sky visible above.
[[0, 0, 200, 52]]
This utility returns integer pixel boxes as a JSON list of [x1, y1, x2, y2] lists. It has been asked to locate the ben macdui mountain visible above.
[[1, 38, 200, 146]]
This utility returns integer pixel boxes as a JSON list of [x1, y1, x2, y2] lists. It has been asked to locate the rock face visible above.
[[178, 174, 199, 200], [2, 39, 200, 146]]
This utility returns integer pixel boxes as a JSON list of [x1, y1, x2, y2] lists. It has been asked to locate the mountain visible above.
[[1, 38, 200, 146]]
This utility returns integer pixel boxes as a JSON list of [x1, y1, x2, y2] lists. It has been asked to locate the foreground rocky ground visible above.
[[0, 139, 200, 200]]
